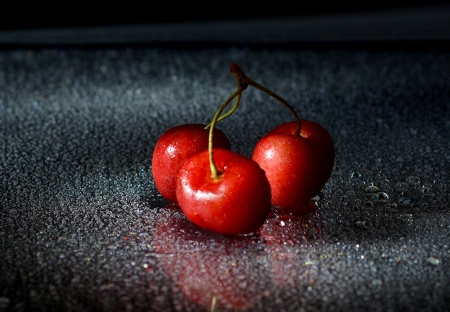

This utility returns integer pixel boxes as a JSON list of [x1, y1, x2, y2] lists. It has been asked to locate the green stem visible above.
[[205, 92, 242, 129], [231, 62, 301, 136], [209, 88, 245, 179]]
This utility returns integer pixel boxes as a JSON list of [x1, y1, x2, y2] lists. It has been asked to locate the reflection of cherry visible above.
[[258, 203, 319, 288], [151, 124, 231, 203], [153, 204, 269, 311]]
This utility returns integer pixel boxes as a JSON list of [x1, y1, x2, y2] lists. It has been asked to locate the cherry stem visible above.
[[231, 62, 301, 136], [205, 70, 247, 129], [209, 87, 246, 179], [205, 92, 241, 130]]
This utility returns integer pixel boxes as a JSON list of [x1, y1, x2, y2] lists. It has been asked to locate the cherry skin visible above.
[[151, 124, 231, 204], [176, 148, 271, 235], [252, 120, 334, 211]]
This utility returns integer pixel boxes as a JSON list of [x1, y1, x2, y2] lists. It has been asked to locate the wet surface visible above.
[[1, 47, 450, 311]]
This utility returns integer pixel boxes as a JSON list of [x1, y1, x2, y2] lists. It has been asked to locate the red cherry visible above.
[[151, 124, 230, 203], [252, 120, 334, 211], [176, 148, 271, 235]]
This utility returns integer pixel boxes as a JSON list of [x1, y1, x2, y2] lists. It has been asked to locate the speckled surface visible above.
[[1, 46, 450, 311]]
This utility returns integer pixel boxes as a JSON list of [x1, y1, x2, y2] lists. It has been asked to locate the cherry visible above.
[[151, 123, 231, 203], [176, 148, 271, 234], [228, 62, 335, 212], [176, 84, 271, 235], [252, 120, 334, 211]]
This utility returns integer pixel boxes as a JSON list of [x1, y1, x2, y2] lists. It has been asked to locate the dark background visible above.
[[2, 1, 450, 48], [3, 1, 449, 30]]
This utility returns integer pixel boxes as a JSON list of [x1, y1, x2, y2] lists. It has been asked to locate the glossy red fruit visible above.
[[252, 120, 334, 211], [176, 148, 271, 235], [151, 124, 231, 203]]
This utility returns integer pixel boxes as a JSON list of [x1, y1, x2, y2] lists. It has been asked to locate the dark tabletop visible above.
[[1, 4, 450, 312]]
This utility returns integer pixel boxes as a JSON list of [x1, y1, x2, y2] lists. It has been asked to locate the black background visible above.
[[3, 1, 449, 30]]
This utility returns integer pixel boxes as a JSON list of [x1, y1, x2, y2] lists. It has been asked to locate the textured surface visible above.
[[1, 46, 450, 311]]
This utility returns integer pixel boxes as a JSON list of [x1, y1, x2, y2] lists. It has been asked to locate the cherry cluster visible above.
[[151, 62, 334, 235]]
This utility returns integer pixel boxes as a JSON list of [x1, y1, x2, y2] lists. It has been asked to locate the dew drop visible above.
[[395, 182, 409, 191], [372, 279, 383, 286], [364, 201, 374, 208], [426, 257, 440, 265], [373, 192, 389, 202], [386, 203, 398, 209], [355, 221, 369, 228], [421, 186, 434, 196], [365, 185, 380, 193], [419, 203, 430, 209], [398, 197, 415, 206], [405, 176, 421, 185], [350, 172, 362, 180]]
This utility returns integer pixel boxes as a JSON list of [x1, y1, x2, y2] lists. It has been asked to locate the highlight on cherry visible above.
[[151, 62, 335, 235]]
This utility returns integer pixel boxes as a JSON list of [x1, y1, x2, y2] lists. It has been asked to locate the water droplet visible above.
[[395, 182, 409, 191], [350, 172, 362, 180], [373, 192, 389, 202], [421, 186, 434, 196], [372, 279, 383, 286], [419, 203, 430, 209], [398, 197, 414, 206], [365, 185, 380, 193], [375, 173, 384, 181], [386, 203, 398, 209], [405, 176, 421, 185], [355, 221, 369, 228], [426, 257, 440, 265], [364, 201, 374, 208]]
